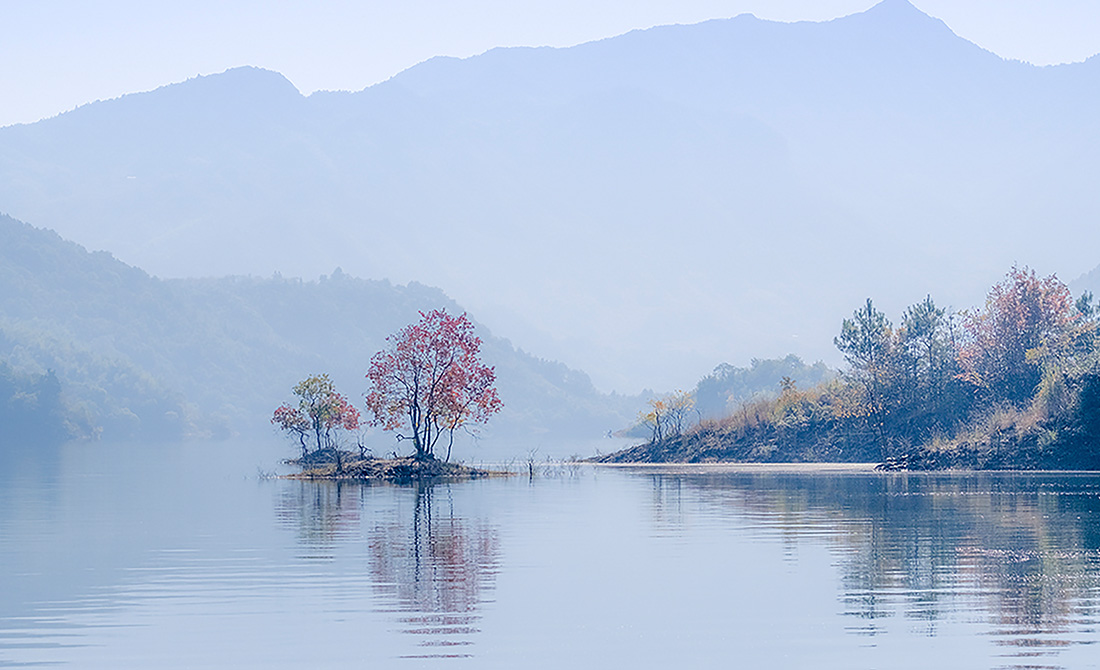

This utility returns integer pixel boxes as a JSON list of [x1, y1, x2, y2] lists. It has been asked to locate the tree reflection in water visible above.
[[369, 483, 500, 657], [276, 480, 500, 658], [276, 481, 364, 557], [647, 472, 1100, 670]]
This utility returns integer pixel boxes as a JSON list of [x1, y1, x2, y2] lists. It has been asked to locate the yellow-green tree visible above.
[[272, 373, 361, 464], [640, 390, 695, 442]]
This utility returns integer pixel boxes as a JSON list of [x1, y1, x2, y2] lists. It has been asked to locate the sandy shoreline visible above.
[[591, 462, 882, 474]]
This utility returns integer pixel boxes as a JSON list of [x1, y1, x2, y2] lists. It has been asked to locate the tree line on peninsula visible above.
[[607, 266, 1100, 469]]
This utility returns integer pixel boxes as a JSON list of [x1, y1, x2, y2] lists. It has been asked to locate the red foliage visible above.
[[365, 310, 501, 460], [959, 266, 1074, 403], [272, 403, 308, 433], [328, 393, 362, 432]]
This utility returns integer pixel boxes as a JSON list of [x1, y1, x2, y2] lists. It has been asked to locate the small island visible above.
[[286, 451, 502, 482], [272, 310, 508, 482]]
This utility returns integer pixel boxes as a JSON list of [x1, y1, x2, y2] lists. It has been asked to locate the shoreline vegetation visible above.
[[599, 266, 1100, 471]]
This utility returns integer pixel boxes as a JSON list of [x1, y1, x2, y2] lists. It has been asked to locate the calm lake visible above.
[[2, 440, 1100, 669]]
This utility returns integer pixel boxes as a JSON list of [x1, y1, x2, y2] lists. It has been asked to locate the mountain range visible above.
[[1, 0, 1098, 392]]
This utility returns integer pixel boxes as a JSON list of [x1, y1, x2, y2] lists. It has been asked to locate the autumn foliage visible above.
[[640, 390, 694, 442], [272, 373, 361, 460], [605, 265, 1100, 469], [365, 310, 501, 461], [959, 266, 1075, 405]]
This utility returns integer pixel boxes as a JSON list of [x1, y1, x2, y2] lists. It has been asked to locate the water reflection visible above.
[[276, 481, 500, 659], [9, 445, 1100, 669], [645, 471, 1100, 669], [276, 482, 364, 556]]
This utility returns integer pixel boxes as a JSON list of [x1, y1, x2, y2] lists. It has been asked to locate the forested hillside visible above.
[[692, 355, 834, 420], [0, 214, 639, 446], [0, 363, 83, 444]]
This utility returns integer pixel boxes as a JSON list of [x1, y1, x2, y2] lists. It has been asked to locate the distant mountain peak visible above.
[[154, 66, 303, 101], [853, 0, 947, 28], [34, 66, 306, 130], [825, 0, 975, 55], [864, 0, 925, 16]]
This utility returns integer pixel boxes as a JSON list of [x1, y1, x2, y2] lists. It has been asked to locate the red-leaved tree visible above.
[[959, 266, 1075, 405], [365, 310, 502, 461]]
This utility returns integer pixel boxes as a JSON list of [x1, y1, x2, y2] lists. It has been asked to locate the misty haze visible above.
[[4, 1, 1100, 668]]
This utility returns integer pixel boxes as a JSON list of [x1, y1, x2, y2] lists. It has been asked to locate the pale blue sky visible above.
[[3, 0, 1099, 128]]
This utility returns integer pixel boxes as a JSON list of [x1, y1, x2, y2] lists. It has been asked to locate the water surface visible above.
[[2, 441, 1099, 669]]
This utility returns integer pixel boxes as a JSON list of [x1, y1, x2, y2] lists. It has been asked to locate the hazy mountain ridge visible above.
[[0, 214, 639, 448], [1, 0, 1098, 392], [1068, 264, 1100, 315]]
